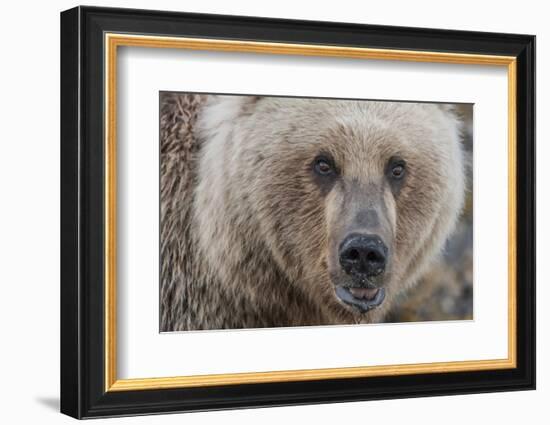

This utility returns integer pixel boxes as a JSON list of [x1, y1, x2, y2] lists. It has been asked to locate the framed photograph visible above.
[[60, 6, 535, 419]]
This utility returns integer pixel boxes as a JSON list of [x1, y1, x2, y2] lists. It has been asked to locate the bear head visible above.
[[194, 96, 465, 324]]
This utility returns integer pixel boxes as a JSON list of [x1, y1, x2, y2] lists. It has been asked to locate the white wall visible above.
[[0, 0, 545, 424]]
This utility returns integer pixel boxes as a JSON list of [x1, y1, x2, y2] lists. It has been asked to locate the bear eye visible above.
[[388, 158, 406, 180], [313, 156, 335, 176]]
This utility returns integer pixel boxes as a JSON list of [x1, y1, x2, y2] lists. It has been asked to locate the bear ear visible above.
[[437, 103, 469, 137], [198, 95, 262, 130], [439, 104, 475, 131], [438, 104, 457, 116]]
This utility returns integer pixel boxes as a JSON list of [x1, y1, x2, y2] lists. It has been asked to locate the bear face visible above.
[[194, 96, 464, 324]]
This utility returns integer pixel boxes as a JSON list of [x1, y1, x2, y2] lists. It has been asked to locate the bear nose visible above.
[[339, 234, 388, 279]]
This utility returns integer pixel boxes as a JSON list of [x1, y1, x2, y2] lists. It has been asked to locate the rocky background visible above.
[[387, 104, 474, 323]]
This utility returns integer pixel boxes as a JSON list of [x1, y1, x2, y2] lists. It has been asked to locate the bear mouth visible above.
[[335, 286, 386, 313]]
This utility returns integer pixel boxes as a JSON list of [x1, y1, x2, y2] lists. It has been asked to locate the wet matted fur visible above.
[[160, 93, 465, 331]]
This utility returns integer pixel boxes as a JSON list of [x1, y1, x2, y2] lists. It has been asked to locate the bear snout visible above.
[[338, 233, 388, 284]]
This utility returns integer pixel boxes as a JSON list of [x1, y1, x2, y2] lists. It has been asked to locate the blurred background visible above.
[[387, 104, 474, 322]]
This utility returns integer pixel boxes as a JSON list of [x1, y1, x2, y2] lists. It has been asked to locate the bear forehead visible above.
[[253, 97, 459, 159]]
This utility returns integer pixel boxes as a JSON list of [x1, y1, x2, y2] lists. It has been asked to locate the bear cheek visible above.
[[393, 173, 444, 262], [289, 191, 332, 284], [322, 185, 347, 279], [295, 191, 331, 273], [260, 176, 323, 275]]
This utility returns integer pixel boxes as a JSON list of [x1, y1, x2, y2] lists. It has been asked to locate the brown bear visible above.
[[160, 93, 465, 331]]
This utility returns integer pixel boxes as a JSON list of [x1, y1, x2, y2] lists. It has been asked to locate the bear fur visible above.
[[160, 93, 465, 331]]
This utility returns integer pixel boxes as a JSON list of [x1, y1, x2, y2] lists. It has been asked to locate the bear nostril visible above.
[[348, 248, 360, 261], [366, 251, 379, 262]]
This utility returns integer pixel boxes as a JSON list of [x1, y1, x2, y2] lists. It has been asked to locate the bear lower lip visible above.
[[335, 286, 386, 313], [349, 287, 380, 300]]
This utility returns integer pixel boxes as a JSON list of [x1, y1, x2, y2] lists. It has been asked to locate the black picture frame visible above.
[[60, 5, 535, 419]]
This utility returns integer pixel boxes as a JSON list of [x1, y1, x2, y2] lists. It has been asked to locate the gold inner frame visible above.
[[104, 33, 517, 392]]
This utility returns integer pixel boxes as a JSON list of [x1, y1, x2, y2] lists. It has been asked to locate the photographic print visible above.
[[160, 93, 473, 332], [61, 7, 535, 418]]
